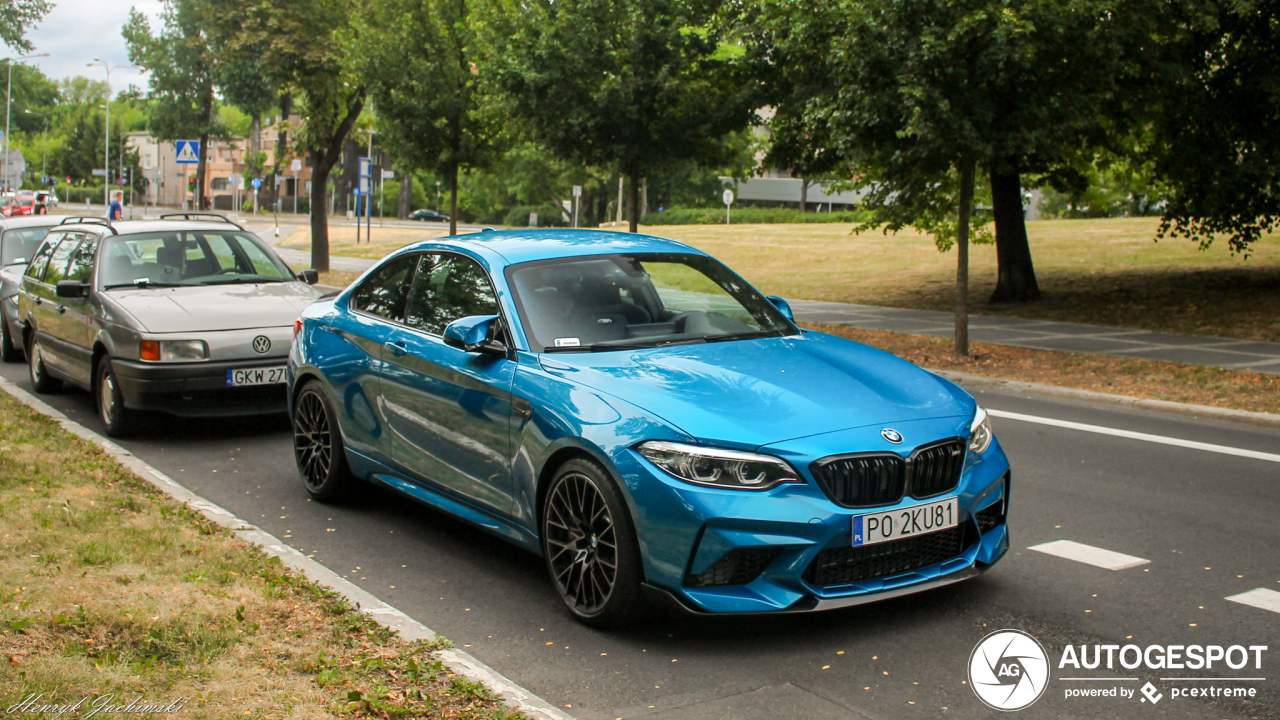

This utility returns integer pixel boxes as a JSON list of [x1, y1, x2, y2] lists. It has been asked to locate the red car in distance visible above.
[[1, 196, 38, 217]]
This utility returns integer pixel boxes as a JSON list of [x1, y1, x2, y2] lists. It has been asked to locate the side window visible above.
[[24, 235, 62, 281], [65, 234, 101, 284], [42, 234, 83, 285], [405, 254, 499, 336], [350, 254, 418, 323]]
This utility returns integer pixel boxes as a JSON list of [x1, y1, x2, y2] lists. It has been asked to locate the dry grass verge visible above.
[[808, 323, 1280, 415], [0, 392, 524, 719], [282, 226, 444, 250]]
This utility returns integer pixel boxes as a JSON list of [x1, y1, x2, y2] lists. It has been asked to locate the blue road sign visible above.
[[251, 178, 263, 189], [175, 140, 200, 164]]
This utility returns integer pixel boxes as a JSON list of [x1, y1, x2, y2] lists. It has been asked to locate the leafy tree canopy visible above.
[[0, 0, 52, 53]]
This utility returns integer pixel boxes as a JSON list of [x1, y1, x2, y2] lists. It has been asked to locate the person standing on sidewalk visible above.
[[108, 190, 124, 221]]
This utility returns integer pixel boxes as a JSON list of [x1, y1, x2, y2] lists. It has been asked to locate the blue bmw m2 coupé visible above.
[[287, 229, 1010, 626]]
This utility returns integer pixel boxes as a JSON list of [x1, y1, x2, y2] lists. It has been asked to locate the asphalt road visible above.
[[2, 356, 1276, 720]]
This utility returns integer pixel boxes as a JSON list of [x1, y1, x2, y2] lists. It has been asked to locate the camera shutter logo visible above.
[[252, 336, 271, 354], [968, 629, 1050, 711]]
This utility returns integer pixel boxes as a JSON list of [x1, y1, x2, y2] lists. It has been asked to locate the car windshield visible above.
[[98, 230, 293, 288], [2, 227, 53, 265], [507, 252, 796, 352]]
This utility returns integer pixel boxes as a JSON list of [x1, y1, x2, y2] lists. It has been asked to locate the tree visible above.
[[123, 0, 223, 210], [486, 0, 756, 232], [353, 0, 498, 236], [1131, 0, 1280, 256], [750, 0, 1133, 352], [206, 0, 364, 272], [213, 55, 277, 194], [0, 0, 52, 52]]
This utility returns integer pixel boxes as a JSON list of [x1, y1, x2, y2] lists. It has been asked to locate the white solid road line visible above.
[[1226, 588, 1280, 615], [987, 408, 1280, 463], [1027, 540, 1151, 570]]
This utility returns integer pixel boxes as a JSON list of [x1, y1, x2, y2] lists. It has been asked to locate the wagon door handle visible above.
[[384, 341, 407, 357], [57, 306, 65, 314]]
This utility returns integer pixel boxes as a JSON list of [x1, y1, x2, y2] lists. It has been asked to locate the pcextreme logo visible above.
[[968, 630, 1269, 711], [968, 630, 1051, 711]]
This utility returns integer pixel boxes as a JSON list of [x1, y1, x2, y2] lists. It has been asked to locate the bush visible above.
[[63, 186, 108, 205], [504, 204, 568, 228], [640, 205, 873, 225]]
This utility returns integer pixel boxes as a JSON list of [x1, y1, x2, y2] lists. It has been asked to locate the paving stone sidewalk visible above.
[[273, 243, 1280, 376], [789, 299, 1280, 376]]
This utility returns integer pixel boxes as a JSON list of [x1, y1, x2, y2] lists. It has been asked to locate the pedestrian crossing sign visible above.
[[175, 140, 200, 164]]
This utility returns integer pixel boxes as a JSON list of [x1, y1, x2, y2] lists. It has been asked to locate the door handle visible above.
[[384, 341, 407, 357], [513, 398, 532, 420], [34, 297, 41, 306], [57, 306, 65, 314]]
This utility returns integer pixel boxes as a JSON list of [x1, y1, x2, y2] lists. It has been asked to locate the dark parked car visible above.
[[1, 215, 98, 362], [408, 209, 450, 222], [17, 214, 323, 436]]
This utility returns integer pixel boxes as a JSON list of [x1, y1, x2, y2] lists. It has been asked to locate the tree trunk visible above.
[[449, 162, 458, 236], [249, 114, 261, 184], [955, 158, 976, 357], [195, 130, 210, 211], [398, 172, 412, 219], [272, 93, 292, 213], [616, 176, 624, 224], [627, 167, 640, 233], [799, 177, 809, 213], [309, 91, 366, 273], [988, 170, 1042, 303], [641, 178, 648, 219]]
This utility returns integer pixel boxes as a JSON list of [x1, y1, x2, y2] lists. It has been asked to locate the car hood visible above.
[[106, 282, 321, 333], [537, 331, 975, 449]]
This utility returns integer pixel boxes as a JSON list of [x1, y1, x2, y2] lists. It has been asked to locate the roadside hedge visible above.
[[640, 206, 873, 225]]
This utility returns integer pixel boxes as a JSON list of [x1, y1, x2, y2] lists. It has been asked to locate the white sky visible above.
[[20, 0, 164, 94]]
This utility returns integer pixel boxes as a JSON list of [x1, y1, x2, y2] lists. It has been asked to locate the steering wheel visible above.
[[215, 268, 242, 275]]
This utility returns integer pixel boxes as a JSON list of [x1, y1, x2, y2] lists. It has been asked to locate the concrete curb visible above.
[[0, 376, 572, 720], [931, 369, 1280, 429]]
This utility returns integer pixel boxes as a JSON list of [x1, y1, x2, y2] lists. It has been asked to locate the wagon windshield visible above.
[[99, 231, 293, 289], [507, 253, 797, 352]]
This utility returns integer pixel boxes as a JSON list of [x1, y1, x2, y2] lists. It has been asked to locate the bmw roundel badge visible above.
[[881, 428, 903, 444]]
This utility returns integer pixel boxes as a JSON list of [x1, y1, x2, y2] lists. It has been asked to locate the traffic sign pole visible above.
[[723, 188, 735, 225]]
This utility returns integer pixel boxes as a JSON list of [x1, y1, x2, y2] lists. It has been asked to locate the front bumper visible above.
[[113, 356, 289, 417], [614, 418, 1012, 615]]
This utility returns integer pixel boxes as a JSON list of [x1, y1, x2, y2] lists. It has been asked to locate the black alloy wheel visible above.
[[27, 336, 60, 393], [292, 382, 354, 501], [542, 458, 644, 626]]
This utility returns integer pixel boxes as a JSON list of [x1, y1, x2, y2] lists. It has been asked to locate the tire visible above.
[[1, 319, 21, 363], [27, 335, 61, 393], [541, 458, 646, 627], [96, 356, 139, 438], [292, 381, 356, 502]]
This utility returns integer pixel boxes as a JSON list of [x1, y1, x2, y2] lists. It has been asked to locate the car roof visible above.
[[52, 217, 251, 236], [0, 215, 75, 230], [404, 228, 705, 266]]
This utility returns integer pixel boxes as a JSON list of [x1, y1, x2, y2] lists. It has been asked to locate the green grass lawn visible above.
[[645, 218, 1280, 342]]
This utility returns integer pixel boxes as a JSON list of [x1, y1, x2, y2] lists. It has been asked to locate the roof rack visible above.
[[58, 217, 118, 234], [158, 212, 244, 230]]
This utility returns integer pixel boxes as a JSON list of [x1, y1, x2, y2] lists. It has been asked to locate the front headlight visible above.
[[140, 339, 209, 362], [637, 441, 801, 490], [968, 406, 994, 455]]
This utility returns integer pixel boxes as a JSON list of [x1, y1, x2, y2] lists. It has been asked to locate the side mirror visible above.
[[443, 314, 506, 355], [296, 269, 319, 285], [766, 295, 794, 321], [56, 280, 88, 299]]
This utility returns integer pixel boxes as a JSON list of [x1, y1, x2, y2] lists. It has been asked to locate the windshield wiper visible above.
[[704, 329, 789, 343], [102, 280, 184, 290], [199, 277, 286, 285]]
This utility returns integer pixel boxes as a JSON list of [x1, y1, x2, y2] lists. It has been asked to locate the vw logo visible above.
[[881, 428, 903, 444], [968, 629, 1050, 711], [252, 335, 272, 354]]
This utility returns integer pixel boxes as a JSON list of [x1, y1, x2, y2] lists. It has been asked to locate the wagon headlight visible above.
[[140, 339, 209, 362], [637, 441, 800, 490], [968, 406, 993, 456]]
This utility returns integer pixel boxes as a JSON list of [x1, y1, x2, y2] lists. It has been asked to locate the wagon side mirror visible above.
[[443, 314, 506, 355], [296, 268, 319, 285], [767, 296, 794, 321], [56, 280, 89, 298]]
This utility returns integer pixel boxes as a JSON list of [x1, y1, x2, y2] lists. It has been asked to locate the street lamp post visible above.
[[3, 52, 50, 193], [24, 109, 47, 187], [86, 59, 137, 211]]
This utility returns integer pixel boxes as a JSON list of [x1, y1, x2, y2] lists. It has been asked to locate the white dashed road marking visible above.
[[1027, 540, 1151, 570], [1226, 588, 1280, 615], [987, 409, 1280, 463]]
